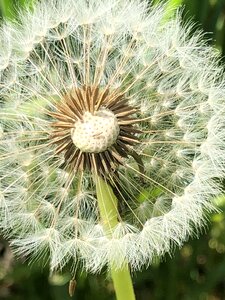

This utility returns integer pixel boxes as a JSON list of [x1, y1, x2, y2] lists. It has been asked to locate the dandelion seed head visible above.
[[0, 0, 225, 274]]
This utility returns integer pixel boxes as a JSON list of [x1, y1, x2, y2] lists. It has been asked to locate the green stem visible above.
[[95, 176, 136, 300], [111, 266, 136, 300]]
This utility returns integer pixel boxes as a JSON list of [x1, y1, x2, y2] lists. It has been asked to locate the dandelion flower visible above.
[[0, 0, 225, 286]]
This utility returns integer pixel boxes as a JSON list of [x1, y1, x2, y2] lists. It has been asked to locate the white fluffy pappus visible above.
[[0, 0, 225, 273]]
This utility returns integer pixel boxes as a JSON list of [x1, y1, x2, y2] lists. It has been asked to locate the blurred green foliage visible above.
[[183, 0, 225, 58], [1, 0, 225, 299]]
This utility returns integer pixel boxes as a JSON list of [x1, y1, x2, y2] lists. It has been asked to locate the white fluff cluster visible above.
[[0, 0, 225, 273]]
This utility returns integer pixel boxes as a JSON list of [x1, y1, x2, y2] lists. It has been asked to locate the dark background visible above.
[[1, 0, 225, 299]]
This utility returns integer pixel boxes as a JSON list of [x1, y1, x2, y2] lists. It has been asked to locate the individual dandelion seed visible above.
[[1, 0, 225, 296]]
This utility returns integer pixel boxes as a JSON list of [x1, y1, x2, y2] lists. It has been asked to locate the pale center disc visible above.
[[71, 108, 120, 153]]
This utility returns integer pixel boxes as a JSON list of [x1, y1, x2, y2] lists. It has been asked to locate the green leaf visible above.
[[165, 0, 183, 8], [137, 187, 162, 204], [152, 0, 183, 21], [0, 0, 14, 19], [153, 0, 183, 9], [0, 0, 34, 20]]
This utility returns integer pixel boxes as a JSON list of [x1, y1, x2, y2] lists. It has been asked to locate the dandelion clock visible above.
[[1, 0, 225, 299]]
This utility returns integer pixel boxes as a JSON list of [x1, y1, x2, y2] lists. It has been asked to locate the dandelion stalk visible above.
[[111, 266, 136, 300], [96, 176, 136, 300]]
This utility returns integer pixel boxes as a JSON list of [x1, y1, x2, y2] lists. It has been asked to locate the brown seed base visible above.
[[47, 85, 142, 177]]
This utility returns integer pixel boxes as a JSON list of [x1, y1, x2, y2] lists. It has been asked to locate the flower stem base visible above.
[[111, 264, 136, 300], [95, 176, 136, 300]]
